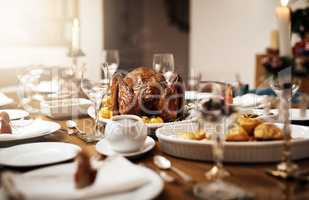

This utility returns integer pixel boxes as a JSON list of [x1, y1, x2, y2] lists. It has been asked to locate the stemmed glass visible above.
[[193, 82, 252, 200], [187, 70, 202, 107], [268, 82, 299, 179], [80, 64, 110, 142], [269, 77, 300, 101], [153, 53, 174, 73], [17, 66, 41, 113], [102, 49, 119, 82]]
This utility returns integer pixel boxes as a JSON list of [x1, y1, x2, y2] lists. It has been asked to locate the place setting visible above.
[[0, 112, 61, 144]]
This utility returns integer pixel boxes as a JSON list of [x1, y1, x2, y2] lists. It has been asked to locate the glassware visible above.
[[80, 64, 110, 142], [270, 78, 300, 101], [187, 70, 202, 107], [268, 83, 299, 179], [17, 65, 78, 113], [201, 94, 230, 180], [193, 82, 251, 200], [153, 53, 174, 73], [102, 49, 119, 82], [17, 66, 41, 113]]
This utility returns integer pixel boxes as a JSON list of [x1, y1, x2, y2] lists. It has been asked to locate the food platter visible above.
[[87, 106, 195, 130], [156, 122, 309, 163]]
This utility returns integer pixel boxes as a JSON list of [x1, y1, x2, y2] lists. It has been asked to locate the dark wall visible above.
[[103, 0, 189, 79]]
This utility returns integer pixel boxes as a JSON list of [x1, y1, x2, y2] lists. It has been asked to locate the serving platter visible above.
[[156, 122, 309, 163], [87, 106, 195, 129]]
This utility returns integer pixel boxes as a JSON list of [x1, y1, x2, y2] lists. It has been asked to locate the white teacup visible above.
[[104, 115, 147, 153]]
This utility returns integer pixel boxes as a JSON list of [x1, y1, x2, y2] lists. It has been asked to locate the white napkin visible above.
[[0, 93, 13, 107], [233, 94, 267, 108], [2, 156, 149, 200]]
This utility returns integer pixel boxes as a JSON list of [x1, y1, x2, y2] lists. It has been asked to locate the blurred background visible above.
[[0, 0, 307, 89]]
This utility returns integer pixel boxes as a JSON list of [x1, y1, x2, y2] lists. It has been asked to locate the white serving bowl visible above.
[[156, 122, 309, 163]]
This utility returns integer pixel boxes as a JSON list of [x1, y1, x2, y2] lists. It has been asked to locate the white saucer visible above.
[[0, 142, 81, 167], [96, 136, 155, 158], [0, 109, 29, 120]]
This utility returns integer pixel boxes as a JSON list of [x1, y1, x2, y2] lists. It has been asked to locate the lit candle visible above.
[[71, 18, 80, 52], [276, 0, 292, 57]]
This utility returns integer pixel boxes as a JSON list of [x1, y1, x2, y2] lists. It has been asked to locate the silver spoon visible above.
[[154, 155, 192, 183], [139, 163, 175, 183], [66, 120, 84, 135]]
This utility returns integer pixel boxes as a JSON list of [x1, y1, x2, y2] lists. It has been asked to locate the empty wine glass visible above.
[[153, 53, 174, 73], [102, 49, 119, 82], [269, 78, 300, 101], [81, 64, 110, 142], [193, 82, 252, 200], [17, 66, 41, 113], [187, 70, 202, 107]]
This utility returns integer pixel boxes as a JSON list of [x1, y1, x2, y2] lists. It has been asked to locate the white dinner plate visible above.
[[156, 122, 309, 163], [0, 120, 60, 142], [185, 91, 219, 100], [87, 106, 194, 129], [96, 136, 155, 158], [233, 94, 267, 108], [0, 109, 29, 120], [271, 108, 309, 121], [0, 142, 81, 167], [0, 163, 164, 200]]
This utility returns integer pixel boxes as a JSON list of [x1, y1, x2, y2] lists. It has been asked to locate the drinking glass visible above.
[[80, 64, 110, 142], [17, 65, 77, 113], [102, 49, 119, 82], [17, 66, 41, 113], [153, 53, 174, 73], [187, 70, 202, 107], [268, 83, 299, 179], [193, 82, 252, 200], [269, 78, 300, 101], [187, 70, 203, 133]]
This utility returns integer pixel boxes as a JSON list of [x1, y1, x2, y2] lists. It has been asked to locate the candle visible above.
[[71, 18, 80, 52], [270, 30, 279, 49], [276, 0, 292, 57]]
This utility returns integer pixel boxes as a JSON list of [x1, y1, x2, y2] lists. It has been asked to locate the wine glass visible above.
[[269, 78, 300, 101], [268, 83, 299, 179], [102, 49, 119, 82], [80, 64, 110, 142], [186, 70, 203, 133], [17, 66, 42, 113], [193, 82, 252, 200], [153, 53, 174, 73]]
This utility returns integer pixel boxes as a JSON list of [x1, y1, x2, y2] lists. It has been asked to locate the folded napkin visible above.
[[2, 156, 149, 200], [0, 93, 13, 107], [233, 93, 267, 108]]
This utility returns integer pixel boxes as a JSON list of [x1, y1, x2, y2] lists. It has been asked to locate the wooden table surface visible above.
[[2, 93, 309, 200]]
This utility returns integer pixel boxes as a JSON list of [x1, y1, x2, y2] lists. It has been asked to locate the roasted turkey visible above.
[[111, 67, 184, 122]]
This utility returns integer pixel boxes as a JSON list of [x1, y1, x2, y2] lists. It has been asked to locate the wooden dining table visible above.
[[1, 92, 309, 200]]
